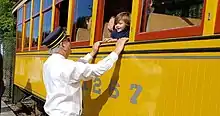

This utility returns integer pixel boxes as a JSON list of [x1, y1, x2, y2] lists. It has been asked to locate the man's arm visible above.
[[70, 38, 128, 82], [78, 41, 101, 63]]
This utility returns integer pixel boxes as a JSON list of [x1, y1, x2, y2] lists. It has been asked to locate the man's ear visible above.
[[60, 42, 65, 48], [60, 42, 68, 52]]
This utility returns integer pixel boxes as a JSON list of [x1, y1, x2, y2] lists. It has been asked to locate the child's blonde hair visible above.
[[115, 12, 131, 28]]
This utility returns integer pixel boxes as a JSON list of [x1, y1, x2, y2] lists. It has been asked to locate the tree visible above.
[[0, 0, 16, 58], [0, 0, 16, 99]]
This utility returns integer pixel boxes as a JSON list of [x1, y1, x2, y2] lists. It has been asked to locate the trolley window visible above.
[[16, 7, 23, 50], [24, 21, 30, 48], [16, 24, 22, 50], [33, 0, 40, 16], [17, 7, 23, 25], [25, 1, 31, 21], [43, 0, 52, 10], [54, 0, 69, 28], [136, 0, 205, 41], [94, 0, 132, 42], [70, 0, 93, 45], [32, 16, 39, 47], [24, 1, 32, 50], [42, 10, 52, 42]]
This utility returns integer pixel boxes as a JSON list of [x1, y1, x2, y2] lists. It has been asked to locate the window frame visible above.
[[214, 0, 220, 34], [23, 21, 31, 50], [17, 7, 23, 26], [23, 1, 32, 51], [93, 0, 104, 43], [39, 0, 53, 50], [32, 0, 40, 18], [135, 0, 207, 41], [31, 0, 42, 50], [69, 0, 94, 47], [54, 4, 60, 29], [31, 7, 40, 50], [31, 16, 40, 50], [25, 1, 32, 22], [41, 9, 52, 46], [16, 23, 23, 52], [16, 6, 24, 52], [56, 0, 64, 5], [43, 0, 52, 12]]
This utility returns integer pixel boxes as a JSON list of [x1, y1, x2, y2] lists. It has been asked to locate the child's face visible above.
[[115, 20, 126, 32]]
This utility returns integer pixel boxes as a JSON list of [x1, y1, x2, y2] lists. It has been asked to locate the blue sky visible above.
[[74, 0, 93, 22]]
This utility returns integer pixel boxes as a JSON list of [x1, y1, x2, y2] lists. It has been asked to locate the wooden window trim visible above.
[[214, 0, 220, 34], [16, 6, 24, 51], [25, 18, 31, 22], [135, 0, 207, 41], [40, 46, 48, 51], [33, 13, 40, 18], [54, 4, 60, 29], [25, 1, 31, 21], [17, 22, 23, 26], [56, 0, 63, 5], [17, 23, 22, 27], [70, 0, 94, 46], [71, 41, 90, 47], [23, 47, 29, 51], [16, 48, 21, 52], [24, 21, 31, 50], [33, 11, 40, 16], [94, 0, 105, 42], [16, 24, 23, 51], [42, 6, 52, 13], [39, 8, 53, 50], [30, 46, 38, 50], [17, 7, 23, 26], [31, 16, 40, 50]]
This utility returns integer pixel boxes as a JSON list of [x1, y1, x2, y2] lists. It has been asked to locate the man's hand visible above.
[[113, 38, 129, 55], [103, 38, 112, 42], [103, 38, 117, 43], [90, 41, 101, 57]]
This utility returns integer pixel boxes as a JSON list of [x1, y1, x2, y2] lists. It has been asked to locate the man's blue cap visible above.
[[42, 26, 66, 48]]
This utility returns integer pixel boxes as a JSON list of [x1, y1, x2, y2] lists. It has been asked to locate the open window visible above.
[[70, 0, 93, 46], [95, 0, 132, 41], [54, 0, 69, 28], [136, 0, 205, 41]]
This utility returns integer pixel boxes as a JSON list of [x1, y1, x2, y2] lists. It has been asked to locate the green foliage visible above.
[[0, 0, 16, 55]]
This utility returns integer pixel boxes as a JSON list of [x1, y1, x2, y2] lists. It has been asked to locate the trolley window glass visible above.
[[136, 0, 205, 41]]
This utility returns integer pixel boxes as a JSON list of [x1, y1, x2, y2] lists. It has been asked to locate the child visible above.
[[104, 12, 130, 42]]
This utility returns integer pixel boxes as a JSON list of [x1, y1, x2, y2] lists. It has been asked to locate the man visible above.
[[42, 26, 128, 116]]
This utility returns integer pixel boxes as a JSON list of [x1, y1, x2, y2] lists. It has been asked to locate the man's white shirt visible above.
[[43, 52, 118, 116]]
